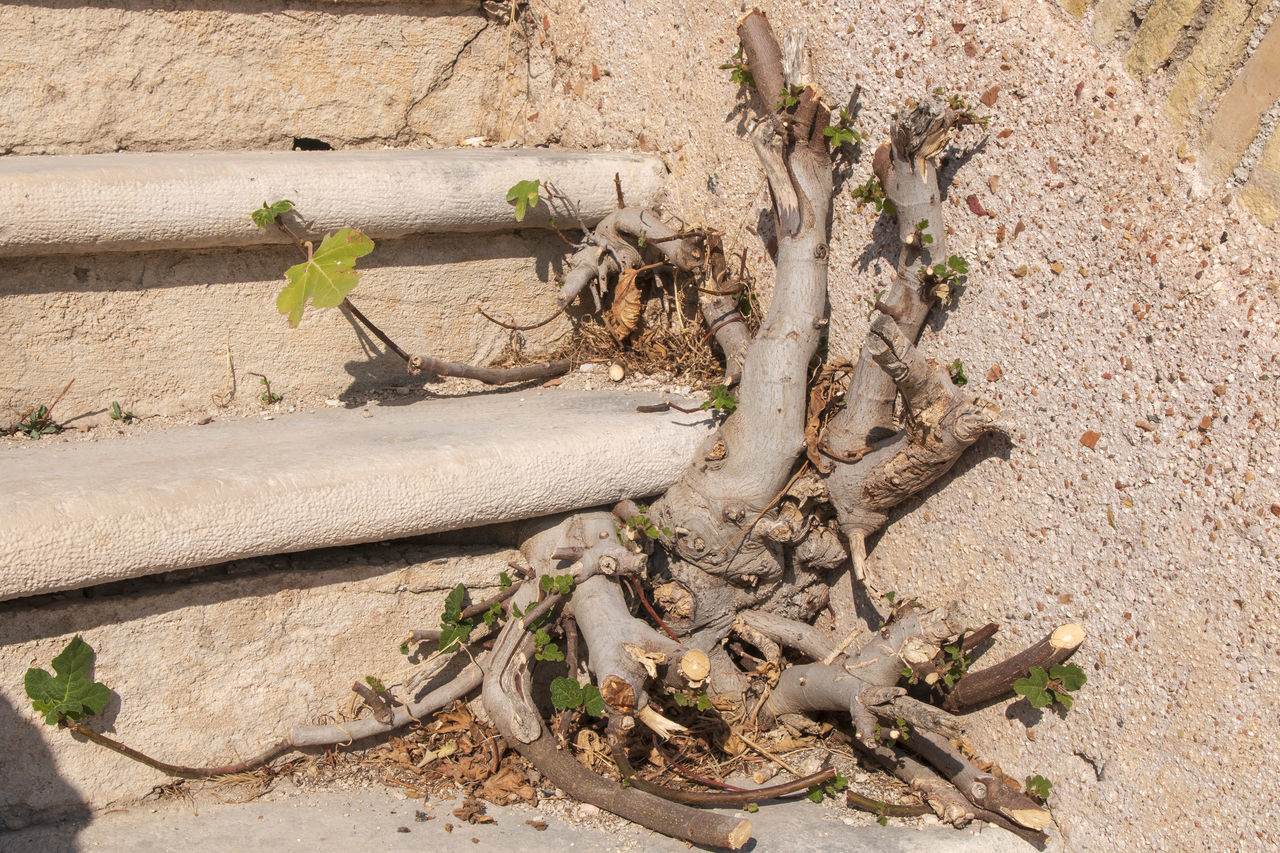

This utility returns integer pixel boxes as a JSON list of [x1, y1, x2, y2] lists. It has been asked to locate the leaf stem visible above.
[[61, 719, 291, 779]]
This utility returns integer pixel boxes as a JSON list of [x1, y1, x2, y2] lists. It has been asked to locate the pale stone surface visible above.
[[0, 4, 507, 155], [1239, 124, 1280, 224], [0, 540, 521, 828], [0, 391, 714, 600], [1091, 0, 1139, 47], [1124, 0, 1205, 78], [1165, 0, 1269, 125], [1200, 19, 1280, 182], [0, 150, 666, 255]]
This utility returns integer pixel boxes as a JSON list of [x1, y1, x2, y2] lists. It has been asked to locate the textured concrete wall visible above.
[[1055, 0, 1280, 225], [0, 1, 612, 424], [0, 541, 519, 829]]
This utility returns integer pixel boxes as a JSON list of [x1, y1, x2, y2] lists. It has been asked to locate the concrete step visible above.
[[0, 390, 713, 601]]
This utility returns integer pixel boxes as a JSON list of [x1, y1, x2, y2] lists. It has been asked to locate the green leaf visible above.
[[699, 384, 737, 415], [947, 254, 970, 274], [1026, 774, 1053, 801], [438, 622, 473, 654], [24, 637, 112, 725], [1051, 663, 1087, 691], [277, 228, 374, 327], [915, 219, 929, 232], [443, 584, 467, 624], [806, 787, 824, 804], [506, 179, 541, 222], [744, 802, 759, 813], [399, 643, 410, 655], [536, 643, 564, 662], [499, 571, 513, 590], [696, 693, 713, 712], [948, 359, 968, 387], [365, 676, 385, 693], [251, 199, 294, 228], [550, 677, 583, 711], [540, 575, 554, 592], [581, 684, 605, 717], [1053, 689, 1074, 710]]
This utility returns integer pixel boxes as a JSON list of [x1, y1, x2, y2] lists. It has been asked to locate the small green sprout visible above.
[[849, 177, 894, 215], [506, 179, 541, 222], [17, 405, 59, 439], [806, 773, 848, 803], [1013, 663, 1087, 710], [700, 384, 737, 417], [719, 44, 755, 88], [913, 219, 934, 245], [364, 676, 386, 693], [437, 583, 475, 653], [539, 574, 575, 596], [251, 199, 295, 228], [109, 401, 135, 424], [823, 107, 862, 149], [1025, 774, 1053, 801], [533, 628, 564, 662], [620, 503, 674, 540], [776, 86, 801, 111], [550, 677, 605, 716], [948, 359, 968, 387]]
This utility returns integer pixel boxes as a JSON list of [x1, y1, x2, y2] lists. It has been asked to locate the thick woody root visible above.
[[653, 8, 833, 589], [479, 554, 752, 849], [818, 96, 993, 580]]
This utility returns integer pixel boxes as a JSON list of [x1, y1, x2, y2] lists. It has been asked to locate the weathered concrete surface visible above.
[[1201, 19, 1280, 183], [3, 786, 1039, 853], [0, 150, 666, 256], [1239, 125, 1280, 224], [0, 231, 580, 424], [0, 391, 714, 600], [1165, 0, 1269, 125], [0, 3, 513, 155], [0, 541, 521, 828], [1123, 0, 1203, 79]]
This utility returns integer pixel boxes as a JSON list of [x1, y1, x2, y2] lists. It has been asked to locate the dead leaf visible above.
[[952, 21, 966, 32], [526, 819, 548, 831], [481, 765, 536, 805], [591, 63, 601, 81], [604, 266, 645, 342], [1050, 262, 1064, 275], [964, 39, 978, 57], [966, 195, 988, 217], [980, 86, 999, 107], [996, 224, 1006, 243], [1080, 430, 1101, 449], [997, 128, 1013, 139], [1135, 419, 1154, 432], [1012, 220, 1025, 239], [988, 364, 1003, 382], [453, 797, 495, 825], [988, 175, 1000, 193], [1198, 416, 1213, 431], [1012, 265, 1028, 278]]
